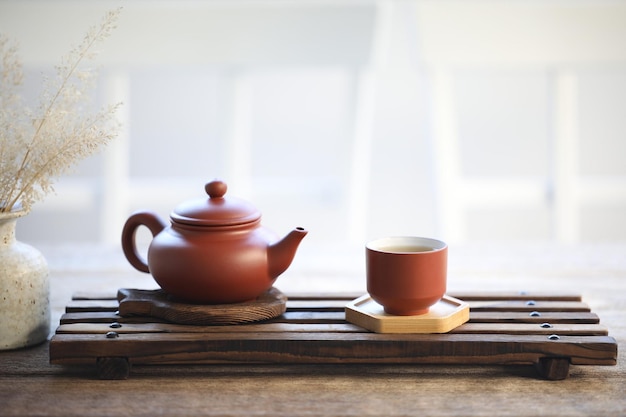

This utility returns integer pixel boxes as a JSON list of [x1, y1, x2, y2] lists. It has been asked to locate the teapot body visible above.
[[148, 221, 279, 304]]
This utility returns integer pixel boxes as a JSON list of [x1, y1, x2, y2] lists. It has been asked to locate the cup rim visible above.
[[366, 236, 447, 254]]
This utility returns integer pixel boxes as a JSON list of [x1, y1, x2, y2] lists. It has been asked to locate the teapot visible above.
[[121, 179, 307, 304]]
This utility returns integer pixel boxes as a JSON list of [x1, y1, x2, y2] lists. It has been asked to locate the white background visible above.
[[1, 0, 625, 249]]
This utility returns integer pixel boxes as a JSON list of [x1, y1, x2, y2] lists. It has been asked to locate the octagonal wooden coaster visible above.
[[345, 294, 470, 333]]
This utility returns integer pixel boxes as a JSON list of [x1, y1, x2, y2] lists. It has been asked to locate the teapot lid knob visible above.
[[205, 180, 227, 199]]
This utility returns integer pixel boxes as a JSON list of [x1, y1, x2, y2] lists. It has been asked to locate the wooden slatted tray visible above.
[[49, 291, 617, 380]]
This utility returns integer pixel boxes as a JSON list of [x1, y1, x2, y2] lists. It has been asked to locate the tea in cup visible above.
[[366, 236, 447, 315]]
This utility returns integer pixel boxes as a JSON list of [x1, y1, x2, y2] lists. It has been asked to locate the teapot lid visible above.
[[170, 180, 261, 226]]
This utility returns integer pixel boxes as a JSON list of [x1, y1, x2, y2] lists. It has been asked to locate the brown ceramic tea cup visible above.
[[366, 236, 447, 316]]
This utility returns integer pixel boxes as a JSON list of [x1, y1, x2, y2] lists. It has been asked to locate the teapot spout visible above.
[[268, 227, 308, 279]]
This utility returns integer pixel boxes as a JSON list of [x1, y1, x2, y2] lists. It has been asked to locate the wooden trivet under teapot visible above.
[[117, 287, 287, 325]]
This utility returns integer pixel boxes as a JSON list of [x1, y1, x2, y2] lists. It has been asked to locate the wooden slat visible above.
[[59, 309, 600, 326], [465, 300, 590, 312], [49, 332, 618, 366], [64, 299, 352, 312], [66, 299, 119, 312], [65, 298, 591, 314], [270, 299, 591, 312], [59, 311, 182, 325], [59, 311, 348, 325], [70, 291, 119, 301], [468, 311, 599, 324], [286, 300, 348, 311], [450, 323, 608, 336], [55, 321, 608, 337], [275, 311, 349, 323], [448, 292, 582, 301], [55, 322, 365, 334]]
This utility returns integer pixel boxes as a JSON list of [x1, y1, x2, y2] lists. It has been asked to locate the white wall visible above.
[[2, 0, 626, 248]]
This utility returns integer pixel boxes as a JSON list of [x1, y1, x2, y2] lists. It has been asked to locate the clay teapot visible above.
[[121, 179, 307, 304]]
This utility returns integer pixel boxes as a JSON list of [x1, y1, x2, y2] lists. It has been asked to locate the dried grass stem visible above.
[[0, 8, 122, 212]]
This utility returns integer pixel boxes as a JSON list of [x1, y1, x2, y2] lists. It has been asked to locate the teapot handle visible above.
[[121, 211, 167, 273]]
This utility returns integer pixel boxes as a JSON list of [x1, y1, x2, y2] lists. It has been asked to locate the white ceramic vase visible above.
[[0, 209, 50, 350]]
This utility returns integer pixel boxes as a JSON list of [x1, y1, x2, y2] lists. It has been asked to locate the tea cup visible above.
[[366, 236, 447, 316]]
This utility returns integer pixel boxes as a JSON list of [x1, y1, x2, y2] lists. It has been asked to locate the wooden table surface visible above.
[[1, 242, 625, 416]]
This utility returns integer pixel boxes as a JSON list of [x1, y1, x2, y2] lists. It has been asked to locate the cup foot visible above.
[[383, 307, 429, 316]]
